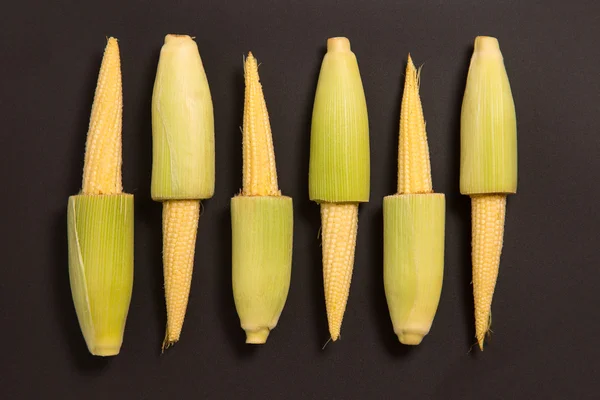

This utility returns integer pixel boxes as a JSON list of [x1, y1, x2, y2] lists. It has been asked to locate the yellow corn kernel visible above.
[[243, 52, 280, 197], [321, 202, 358, 341], [162, 199, 200, 349], [398, 55, 432, 195], [471, 194, 506, 350], [82, 37, 123, 195]]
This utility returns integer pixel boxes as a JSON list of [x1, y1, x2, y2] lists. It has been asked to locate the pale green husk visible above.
[[383, 193, 445, 345], [460, 36, 517, 195], [67, 194, 134, 356], [231, 196, 293, 344], [151, 34, 215, 200], [309, 38, 370, 202]]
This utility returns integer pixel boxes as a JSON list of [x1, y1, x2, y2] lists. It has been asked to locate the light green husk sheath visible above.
[[151, 34, 215, 200], [231, 196, 293, 344], [383, 55, 445, 345], [68, 195, 134, 356], [384, 194, 445, 344], [460, 36, 517, 195], [309, 37, 370, 203]]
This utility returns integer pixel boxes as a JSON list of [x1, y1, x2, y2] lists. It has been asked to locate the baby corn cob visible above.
[[231, 53, 293, 344], [460, 36, 517, 350], [383, 55, 445, 345], [151, 34, 215, 349], [67, 37, 134, 356], [309, 37, 370, 341]]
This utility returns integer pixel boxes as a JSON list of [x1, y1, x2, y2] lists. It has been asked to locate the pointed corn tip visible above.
[[478, 338, 485, 351], [398, 332, 424, 345], [405, 53, 416, 74], [162, 336, 178, 352], [245, 328, 270, 344], [81, 35, 123, 195], [327, 37, 351, 52], [241, 50, 280, 196], [104, 37, 120, 59], [328, 314, 342, 341]]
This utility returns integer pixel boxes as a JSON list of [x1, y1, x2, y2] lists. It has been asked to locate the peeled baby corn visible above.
[[383, 55, 445, 345], [309, 37, 370, 341], [460, 36, 517, 350], [67, 37, 134, 356], [151, 34, 215, 349], [231, 53, 293, 344]]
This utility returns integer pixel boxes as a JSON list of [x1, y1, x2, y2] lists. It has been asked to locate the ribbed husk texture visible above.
[[231, 196, 293, 344], [383, 194, 445, 345], [460, 36, 517, 195], [309, 37, 370, 203], [67, 194, 134, 356], [151, 34, 215, 200]]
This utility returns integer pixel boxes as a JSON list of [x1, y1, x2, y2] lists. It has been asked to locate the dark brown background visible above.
[[2, 0, 599, 398]]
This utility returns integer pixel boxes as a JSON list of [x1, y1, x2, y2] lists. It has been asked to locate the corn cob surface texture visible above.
[[231, 52, 292, 344], [471, 194, 506, 349], [82, 38, 123, 196], [162, 199, 200, 347], [397, 55, 431, 195]]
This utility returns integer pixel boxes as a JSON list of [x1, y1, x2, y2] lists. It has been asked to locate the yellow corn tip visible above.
[[398, 54, 432, 195], [242, 52, 280, 197], [82, 37, 123, 195], [471, 194, 506, 350], [162, 199, 200, 349], [321, 202, 358, 341]]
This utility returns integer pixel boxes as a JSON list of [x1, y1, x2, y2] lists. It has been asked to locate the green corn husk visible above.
[[231, 196, 293, 344], [309, 37, 370, 203], [460, 36, 517, 195], [67, 194, 134, 356], [383, 194, 445, 345], [151, 34, 215, 201]]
